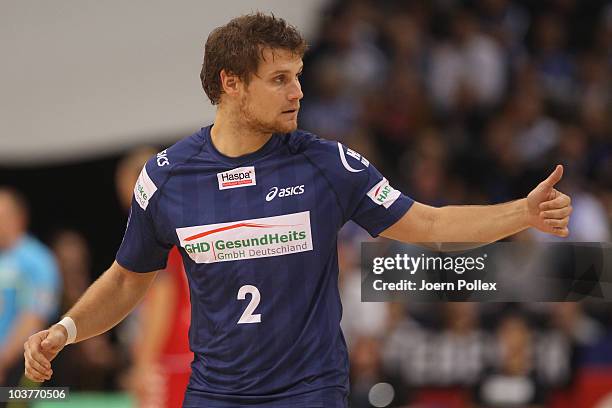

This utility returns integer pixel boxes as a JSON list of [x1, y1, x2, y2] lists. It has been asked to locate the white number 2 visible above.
[[237, 285, 262, 324]]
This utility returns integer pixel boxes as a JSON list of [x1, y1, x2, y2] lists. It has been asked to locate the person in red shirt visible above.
[[116, 148, 193, 408]]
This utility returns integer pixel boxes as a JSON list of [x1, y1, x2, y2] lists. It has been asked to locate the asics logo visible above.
[[266, 185, 305, 202], [156, 149, 169, 167]]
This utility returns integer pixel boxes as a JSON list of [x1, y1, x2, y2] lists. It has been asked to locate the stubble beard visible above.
[[239, 94, 297, 135]]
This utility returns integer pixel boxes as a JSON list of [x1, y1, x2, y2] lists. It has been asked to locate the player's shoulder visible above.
[[134, 129, 204, 210], [143, 129, 204, 182], [288, 129, 371, 174]]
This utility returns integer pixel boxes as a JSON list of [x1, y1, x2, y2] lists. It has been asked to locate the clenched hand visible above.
[[23, 325, 68, 382]]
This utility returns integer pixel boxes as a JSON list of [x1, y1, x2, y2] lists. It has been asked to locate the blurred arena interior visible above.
[[1, 0, 612, 407]]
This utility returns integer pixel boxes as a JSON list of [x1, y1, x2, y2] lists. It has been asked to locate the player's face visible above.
[[239, 48, 304, 134], [0, 193, 24, 249]]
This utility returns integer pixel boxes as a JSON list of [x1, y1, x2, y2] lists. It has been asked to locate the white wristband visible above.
[[57, 317, 77, 345]]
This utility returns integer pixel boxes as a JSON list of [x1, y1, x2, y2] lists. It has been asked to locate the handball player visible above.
[[23, 13, 572, 408]]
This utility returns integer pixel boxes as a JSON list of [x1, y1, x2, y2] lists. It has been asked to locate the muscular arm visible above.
[[23, 261, 157, 382], [382, 166, 572, 247], [63, 261, 158, 343], [381, 199, 530, 245]]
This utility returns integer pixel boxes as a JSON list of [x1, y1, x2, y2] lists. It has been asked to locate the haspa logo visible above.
[[367, 178, 400, 209], [217, 167, 256, 190], [176, 211, 313, 264], [265, 185, 305, 202]]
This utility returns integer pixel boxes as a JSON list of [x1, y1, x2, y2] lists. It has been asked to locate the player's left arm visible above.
[[381, 165, 572, 245]]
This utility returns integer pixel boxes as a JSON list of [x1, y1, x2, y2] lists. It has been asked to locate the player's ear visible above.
[[220, 69, 241, 97]]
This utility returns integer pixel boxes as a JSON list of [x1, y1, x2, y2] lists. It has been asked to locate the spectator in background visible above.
[[349, 335, 408, 408], [434, 303, 488, 386], [116, 148, 192, 408], [365, 66, 431, 172], [405, 131, 449, 206], [551, 303, 605, 353], [384, 11, 430, 78], [477, 0, 530, 67], [531, 13, 576, 110], [0, 188, 60, 386], [382, 303, 487, 388], [49, 229, 119, 390], [428, 8, 506, 115], [305, 1, 387, 95], [367, 11, 431, 160], [381, 303, 426, 388], [482, 117, 522, 202], [577, 52, 612, 196], [503, 76, 560, 170], [474, 313, 548, 408], [533, 302, 605, 389], [299, 56, 360, 142]]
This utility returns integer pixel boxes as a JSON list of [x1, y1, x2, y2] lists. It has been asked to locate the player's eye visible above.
[[274, 75, 286, 84]]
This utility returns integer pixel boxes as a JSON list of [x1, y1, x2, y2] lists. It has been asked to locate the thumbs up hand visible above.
[[526, 165, 572, 237]]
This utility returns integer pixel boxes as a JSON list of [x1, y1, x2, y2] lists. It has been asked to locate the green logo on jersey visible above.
[[376, 185, 392, 203]]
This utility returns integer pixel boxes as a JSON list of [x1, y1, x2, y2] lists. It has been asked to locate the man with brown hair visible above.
[[24, 13, 571, 407]]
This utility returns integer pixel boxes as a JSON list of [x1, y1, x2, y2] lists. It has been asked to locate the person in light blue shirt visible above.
[[0, 187, 60, 386]]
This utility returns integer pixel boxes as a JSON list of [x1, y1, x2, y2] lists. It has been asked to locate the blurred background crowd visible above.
[[1, 0, 611, 407], [309, 0, 612, 407]]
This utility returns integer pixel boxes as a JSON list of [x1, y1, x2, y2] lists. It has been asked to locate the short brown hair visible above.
[[201, 13, 307, 105]]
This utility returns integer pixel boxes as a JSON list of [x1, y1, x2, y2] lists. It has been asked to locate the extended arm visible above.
[[382, 165, 572, 246], [382, 199, 530, 244], [23, 261, 158, 382]]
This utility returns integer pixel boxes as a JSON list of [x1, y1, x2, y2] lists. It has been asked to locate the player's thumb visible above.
[[41, 329, 66, 352], [542, 165, 563, 188]]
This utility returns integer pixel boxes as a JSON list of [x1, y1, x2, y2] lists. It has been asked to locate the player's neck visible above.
[[211, 111, 272, 158]]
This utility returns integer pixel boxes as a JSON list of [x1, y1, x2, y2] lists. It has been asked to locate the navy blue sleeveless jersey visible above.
[[116, 125, 414, 407]]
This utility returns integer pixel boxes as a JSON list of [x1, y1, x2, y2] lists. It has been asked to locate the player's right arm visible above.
[[23, 261, 158, 382], [25, 150, 179, 383]]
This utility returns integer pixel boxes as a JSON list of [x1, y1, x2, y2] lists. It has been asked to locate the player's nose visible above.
[[288, 79, 303, 101]]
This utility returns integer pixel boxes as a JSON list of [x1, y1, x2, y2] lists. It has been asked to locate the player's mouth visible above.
[[281, 107, 299, 114]]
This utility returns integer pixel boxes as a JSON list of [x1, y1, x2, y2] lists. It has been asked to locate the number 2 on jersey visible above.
[[237, 285, 262, 324]]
